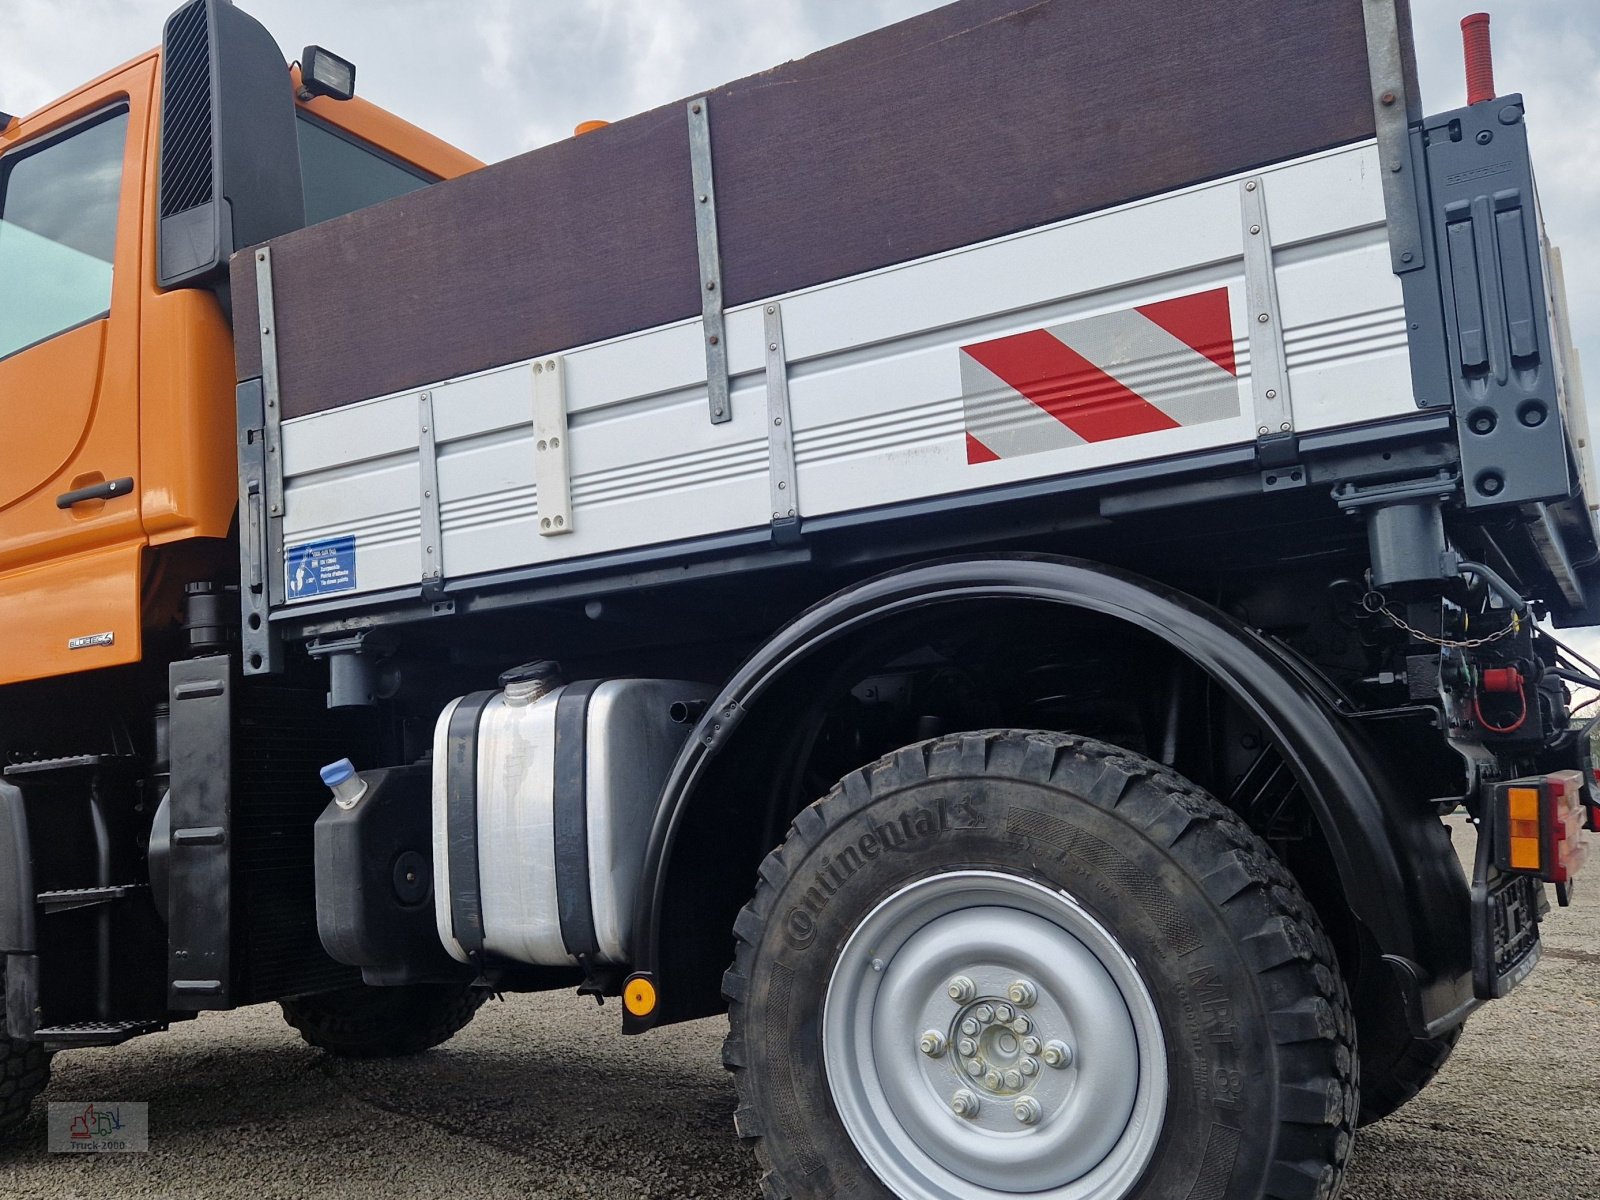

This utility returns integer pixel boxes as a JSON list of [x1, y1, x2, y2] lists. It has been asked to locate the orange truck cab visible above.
[[0, 5, 476, 689]]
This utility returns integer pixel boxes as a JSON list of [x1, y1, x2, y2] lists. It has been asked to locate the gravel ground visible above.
[[1, 819, 1595, 1199]]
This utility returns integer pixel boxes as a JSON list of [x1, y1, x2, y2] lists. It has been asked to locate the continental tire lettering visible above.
[[783, 797, 983, 948]]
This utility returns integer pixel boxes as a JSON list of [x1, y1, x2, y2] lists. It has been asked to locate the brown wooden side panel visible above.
[[233, 0, 1408, 421]]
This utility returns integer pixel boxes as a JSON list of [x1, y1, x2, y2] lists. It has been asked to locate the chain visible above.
[[1364, 592, 1521, 649]]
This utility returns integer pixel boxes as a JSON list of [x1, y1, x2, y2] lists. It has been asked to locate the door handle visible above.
[[56, 477, 134, 509]]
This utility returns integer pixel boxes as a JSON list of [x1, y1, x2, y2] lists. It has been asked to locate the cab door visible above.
[[0, 62, 153, 685]]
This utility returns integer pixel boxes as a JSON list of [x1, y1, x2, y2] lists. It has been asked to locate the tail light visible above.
[[1494, 771, 1589, 902]]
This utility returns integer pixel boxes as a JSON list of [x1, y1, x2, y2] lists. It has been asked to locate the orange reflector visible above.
[[624, 976, 658, 1017], [574, 119, 610, 137], [1508, 835, 1542, 871], [1507, 787, 1541, 822]]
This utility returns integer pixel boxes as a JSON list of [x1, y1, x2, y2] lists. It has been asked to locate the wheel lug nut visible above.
[[965, 1059, 983, 1077], [1003, 1069, 1022, 1090], [974, 1004, 995, 1024], [984, 1069, 1002, 1090], [951, 1089, 980, 1118], [947, 976, 977, 1003], [1021, 1036, 1041, 1055], [1020, 1057, 1040, 1077], [994, 1003, 1015, 1023], [1013, 1096, 1042, 1126], [1008, 980, 1037, 1007], [1042, 1040, 1073, 1069], [957, 1037, 977, 1057], [1011, 1016, 1031, 1035], [960, 1018, 980, 1037], [919, 1030, 947, 1058]]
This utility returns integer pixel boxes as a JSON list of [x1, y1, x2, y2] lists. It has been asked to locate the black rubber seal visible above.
[[445, 691, 497, 956], [552, 680, 605, 961]]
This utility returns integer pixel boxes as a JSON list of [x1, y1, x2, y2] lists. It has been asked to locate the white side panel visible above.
[[283, 139, 1415, 603]]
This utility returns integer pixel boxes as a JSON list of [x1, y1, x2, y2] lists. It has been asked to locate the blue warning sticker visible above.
[[285, 535, 357, 600]]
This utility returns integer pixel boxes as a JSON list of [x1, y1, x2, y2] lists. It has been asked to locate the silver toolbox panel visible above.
[[276, 142, 1413, 608]]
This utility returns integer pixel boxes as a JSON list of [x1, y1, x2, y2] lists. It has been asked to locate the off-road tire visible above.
[[1356, 1018, 1462, 1126], [0, 1027, 51, 1136], [281, 981, 489, 1058], [723, 730, 1357, 1200]]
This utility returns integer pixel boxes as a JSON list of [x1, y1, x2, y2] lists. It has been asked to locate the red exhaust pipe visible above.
[[1461, 12, 1496, 105]]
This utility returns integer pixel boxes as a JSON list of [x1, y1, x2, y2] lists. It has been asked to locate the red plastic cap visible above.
[[1461, 12, 1496, 105]]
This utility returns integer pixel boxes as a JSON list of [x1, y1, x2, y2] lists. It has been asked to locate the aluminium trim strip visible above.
[[1361, 0, 1426, 274], [532, 356, 574, 535], [763, 303, 799, 532], [253, 248, 287, 608], [1241, 178, 1293, 435], [688, 97, 731, 425], [418, 389, 443, 586]]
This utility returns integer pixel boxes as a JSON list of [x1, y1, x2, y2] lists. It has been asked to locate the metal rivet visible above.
[[1265, 388, 1277, 400], [1007, 981, 1037, 1008], [774, 417, 782, 426], [777, 481, 786, 490], [1257, 313, 1270, 324], [553, 516, 564, 527], [424, 490, 432, 499], [714, 407, 724, 418], [1013, 1097, 1042, 1126], [545, 361, 555, 371], [1257, 425, 1270, 436], [947, 976, 976, 1003], [708, 335, 719, 345], [1380, 91, 1396, 106], [1400, 250, 1414, 263], [766, 305, 776, 314], [951, 1090, 980, 1118], [698, 193, 708, 203], [1249, 224, 1261, 235], [551, 437, 560, 449], [1042, 1040, 1073, 1069], [919, 1031, 947, 1058], [533, 362, 543, 374], [768, 342, 778, 352], [425, 545, 434, 554], [1280, 422, 1291, 432], [706, 280, 716, 291], [257, 252, 266, 261], [691, 103, 702, 114], [1245, 180, 1257, 191], [538, 440, 547, 451], [541, 518, 552, 530]]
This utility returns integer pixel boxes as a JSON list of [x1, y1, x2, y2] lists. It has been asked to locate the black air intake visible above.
[[156, 0, 304, 288]]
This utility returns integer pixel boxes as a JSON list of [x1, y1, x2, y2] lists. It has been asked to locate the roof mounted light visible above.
[[300, 45, 356, 101]]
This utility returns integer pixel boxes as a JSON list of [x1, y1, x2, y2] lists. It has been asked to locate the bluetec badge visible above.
[[285, 536, 357, 599]]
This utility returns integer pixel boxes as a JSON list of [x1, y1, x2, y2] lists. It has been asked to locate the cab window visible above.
[[296, 115, 432, 227], [0, 109, 127, 361]]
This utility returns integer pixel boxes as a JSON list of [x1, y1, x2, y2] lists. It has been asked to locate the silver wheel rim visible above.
[[822, 870, 1167, 1200]]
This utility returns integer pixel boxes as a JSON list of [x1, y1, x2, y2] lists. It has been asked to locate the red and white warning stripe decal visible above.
[[961, 287, 1240, 464]]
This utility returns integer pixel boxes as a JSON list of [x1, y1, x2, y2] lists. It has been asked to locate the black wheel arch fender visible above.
[[624, 554, 1473, 1033]]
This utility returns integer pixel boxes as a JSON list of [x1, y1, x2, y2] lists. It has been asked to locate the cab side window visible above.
[[296, 115, 432, 227], [0, 109, 128, 361]]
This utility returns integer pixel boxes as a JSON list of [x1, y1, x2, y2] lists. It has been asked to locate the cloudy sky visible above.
[[5, 0, 1600, 648], [4, 0, 1593, 375]]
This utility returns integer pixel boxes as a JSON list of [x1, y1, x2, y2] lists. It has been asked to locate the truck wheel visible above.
[[280, 981, 489, 1058], [1356, 1016, 1462, 1126], [723, 731, 1355, 1200], [0, 1027, 51, 1136]]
